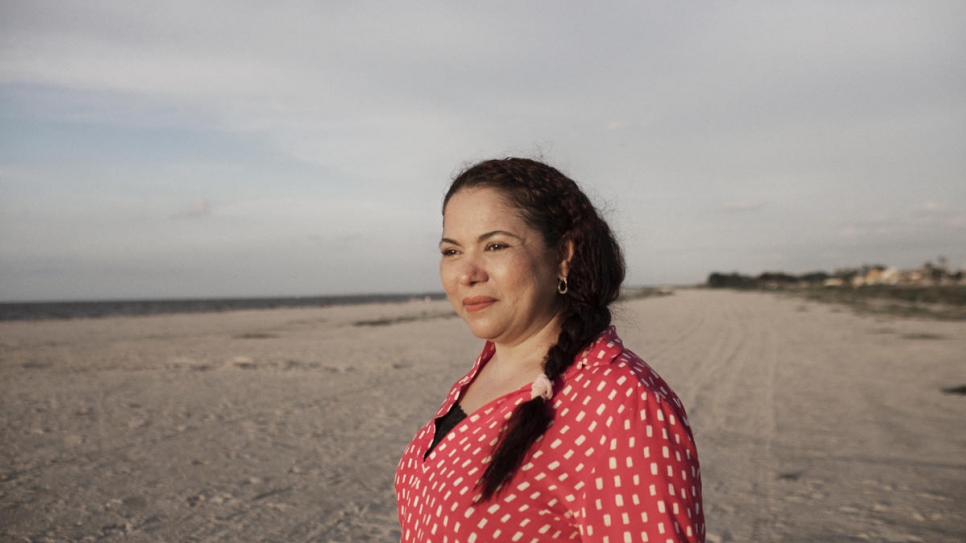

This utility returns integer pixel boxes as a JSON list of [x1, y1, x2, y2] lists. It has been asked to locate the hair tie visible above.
[[530, 373, 553, 401]]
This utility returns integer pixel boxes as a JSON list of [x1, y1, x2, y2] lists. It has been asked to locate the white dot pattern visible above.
[[395, 326, 705, 542]]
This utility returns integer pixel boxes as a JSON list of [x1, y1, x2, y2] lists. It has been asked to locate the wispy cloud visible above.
[[173, 199, 211, 219], [1, 1, 964, 299], [721, 200, 766, 213], [838, 201, 965, 241]]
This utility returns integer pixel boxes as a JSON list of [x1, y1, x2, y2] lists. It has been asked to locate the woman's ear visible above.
[[558, 237, 575, 279]]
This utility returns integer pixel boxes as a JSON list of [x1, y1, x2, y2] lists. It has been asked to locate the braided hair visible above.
[[443, 158, 626, 501]]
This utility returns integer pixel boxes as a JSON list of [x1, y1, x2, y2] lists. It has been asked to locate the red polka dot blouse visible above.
[[395, 326, 705, 542]]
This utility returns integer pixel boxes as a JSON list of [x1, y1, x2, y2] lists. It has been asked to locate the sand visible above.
[[1, 290, 963, 542]]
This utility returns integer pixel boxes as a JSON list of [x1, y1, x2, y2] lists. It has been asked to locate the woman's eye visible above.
[[441, 248, 458, 257], [485, 242, 508, 252]]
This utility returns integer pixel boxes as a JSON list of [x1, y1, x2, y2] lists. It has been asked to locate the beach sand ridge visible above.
[[1, 291, 963, 542]]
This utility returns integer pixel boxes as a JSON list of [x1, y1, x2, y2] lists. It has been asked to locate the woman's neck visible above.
[[489, 313, 562, 378]]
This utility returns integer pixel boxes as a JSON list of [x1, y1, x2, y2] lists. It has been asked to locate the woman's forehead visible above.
[[442, 188, 527, 231]]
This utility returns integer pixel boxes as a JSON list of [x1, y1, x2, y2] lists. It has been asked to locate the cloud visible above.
[[3, 1, 955, 186], [606, 121, 628, 131], [1, 1, 964, 298], [721, 200, 767, 213], [915, 201, 947, 213], [173, 199, 211, 219], [837, 201, 965, 242]]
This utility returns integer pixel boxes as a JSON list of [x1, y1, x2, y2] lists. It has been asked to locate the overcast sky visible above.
[[1, 1, 964, 301]]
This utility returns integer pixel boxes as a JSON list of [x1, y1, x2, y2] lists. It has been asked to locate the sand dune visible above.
[[1, 290, 963, 542]]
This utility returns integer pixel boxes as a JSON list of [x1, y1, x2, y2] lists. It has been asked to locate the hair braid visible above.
[[444, 158, 625, 501]]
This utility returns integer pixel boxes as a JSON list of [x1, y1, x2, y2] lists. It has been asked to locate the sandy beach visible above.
[[1, 289, 963, 542]]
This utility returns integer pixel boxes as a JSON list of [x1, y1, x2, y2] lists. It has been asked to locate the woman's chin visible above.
[[463, 320, 501, 341]]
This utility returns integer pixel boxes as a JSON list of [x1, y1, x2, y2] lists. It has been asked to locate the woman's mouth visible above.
[[463, 296, 496, 313]]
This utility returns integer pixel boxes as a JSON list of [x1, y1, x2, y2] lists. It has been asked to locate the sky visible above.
[[1, 1, 964, 302]]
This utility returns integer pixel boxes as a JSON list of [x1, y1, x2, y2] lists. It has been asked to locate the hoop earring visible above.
[[557, 278, 568, 295]]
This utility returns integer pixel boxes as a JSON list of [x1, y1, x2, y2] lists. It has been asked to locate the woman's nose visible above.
[[458, 255, 488, 285]]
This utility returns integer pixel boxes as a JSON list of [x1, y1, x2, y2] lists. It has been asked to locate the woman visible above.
[[395, 158, 704, 543]]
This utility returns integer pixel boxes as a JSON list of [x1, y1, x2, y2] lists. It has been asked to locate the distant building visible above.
[[707, 260, 965, 289]]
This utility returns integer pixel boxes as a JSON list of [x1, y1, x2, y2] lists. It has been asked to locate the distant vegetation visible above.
[[619, 286, 675, 301], [706, 258, 966, 320], [708, 257, 963, 289]]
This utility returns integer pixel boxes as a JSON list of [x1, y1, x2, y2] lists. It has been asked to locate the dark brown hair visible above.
[[443, 157, 625, 501]]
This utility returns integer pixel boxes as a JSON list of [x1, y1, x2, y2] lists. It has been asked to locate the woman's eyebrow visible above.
[[479, 230, 523, 242], [439, 237, 460, 248], [440, 230, 523, 248]]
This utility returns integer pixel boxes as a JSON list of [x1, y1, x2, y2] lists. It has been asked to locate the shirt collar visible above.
[[447, 325, 622, 413], [574, 325, 623, 369]]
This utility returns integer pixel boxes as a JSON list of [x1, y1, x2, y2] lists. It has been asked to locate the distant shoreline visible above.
[[0, 292, 449, 321], [1, 285, 687, 322]]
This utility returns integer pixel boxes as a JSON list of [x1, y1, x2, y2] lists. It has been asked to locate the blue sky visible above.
[[1, 1, 964, 301]]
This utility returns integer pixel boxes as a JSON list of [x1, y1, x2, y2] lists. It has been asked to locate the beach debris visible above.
[[232, 356, 256, 369], [234, 332, 278, 339], [777, 471, 804, 481]]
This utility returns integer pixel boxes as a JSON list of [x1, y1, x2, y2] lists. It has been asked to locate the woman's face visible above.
[[440, 187, 566, 347]]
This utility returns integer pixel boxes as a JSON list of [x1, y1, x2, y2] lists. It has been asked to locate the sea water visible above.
[[0, 293, 446, 321]]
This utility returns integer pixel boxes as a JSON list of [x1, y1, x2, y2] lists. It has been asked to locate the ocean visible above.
[[0, 293, 448, 321]]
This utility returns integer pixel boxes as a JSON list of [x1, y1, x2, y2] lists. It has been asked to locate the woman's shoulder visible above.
[[560, 350, 679, 408], [566, 326, 666, 390], [557, 326, 690, 424]]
